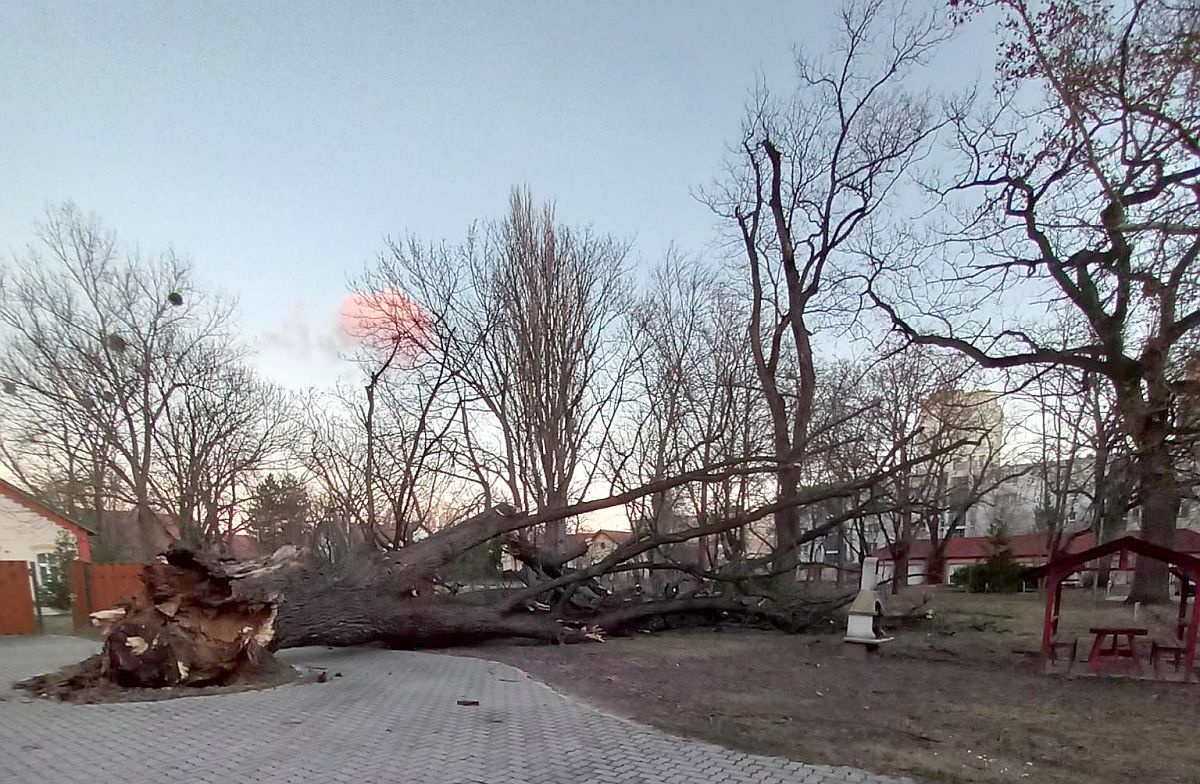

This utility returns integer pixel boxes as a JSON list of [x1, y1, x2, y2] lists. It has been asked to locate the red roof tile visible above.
[[876, 528, 1200, 563]]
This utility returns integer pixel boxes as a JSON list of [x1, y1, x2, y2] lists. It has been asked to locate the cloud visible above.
[[259, 303, 349, 363], [255, 292, 431, 389]]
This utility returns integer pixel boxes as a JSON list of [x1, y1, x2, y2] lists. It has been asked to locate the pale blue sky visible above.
[[0, 1, 993, 387]]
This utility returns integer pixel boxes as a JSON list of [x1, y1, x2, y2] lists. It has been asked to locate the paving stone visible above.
[[0, 636, 916, 784]]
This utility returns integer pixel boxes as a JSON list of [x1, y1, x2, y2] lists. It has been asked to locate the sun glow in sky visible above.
[[339, 288, 430, 356]]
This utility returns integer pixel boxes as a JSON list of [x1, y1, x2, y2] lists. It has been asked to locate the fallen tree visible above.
[[19, 443, 958, 697]]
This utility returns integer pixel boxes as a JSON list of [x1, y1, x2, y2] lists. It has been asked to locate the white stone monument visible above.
[[844, 557, 893, 650]]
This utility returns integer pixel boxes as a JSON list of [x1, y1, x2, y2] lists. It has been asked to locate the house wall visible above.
[[942, 460, 1200, 542], [881, 557, 991, 585], [881, 553, 1059, 586], [573, 535, 620, 567], [0, 489, 91, 568], [878, 558, 928, 585], [0, 493, 69, 563], [946, 558, 980, 581], [581, 534, 647, 591]]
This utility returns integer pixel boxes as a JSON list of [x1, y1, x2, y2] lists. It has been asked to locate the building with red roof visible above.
[[874, 528, 1200, 585], [0, 478, 95, 590]]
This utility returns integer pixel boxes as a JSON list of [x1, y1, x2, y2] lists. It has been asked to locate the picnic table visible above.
[[1088, 627, 1148, 673]]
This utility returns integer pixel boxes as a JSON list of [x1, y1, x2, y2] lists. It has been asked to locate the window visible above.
[[943, 513, 966, 539], [948, 475, 971, 508], [35, 552, 58, 586], [820, 529, 843, 564]]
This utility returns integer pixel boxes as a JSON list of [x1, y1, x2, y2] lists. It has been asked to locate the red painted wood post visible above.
[[1041, 569, 1058, 657], [83, 561, 93, 616], [1184, 569, 1200, 679], [1052, 577, 1064, 638], [1179, 578, 1189, 642]]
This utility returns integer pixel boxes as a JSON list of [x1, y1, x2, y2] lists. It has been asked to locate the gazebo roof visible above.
[[1026, 534, 1200, 579]]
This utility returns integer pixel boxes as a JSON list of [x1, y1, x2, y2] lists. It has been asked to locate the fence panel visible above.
[[69, 561, 146, 632], [0, 560, 35, 635]]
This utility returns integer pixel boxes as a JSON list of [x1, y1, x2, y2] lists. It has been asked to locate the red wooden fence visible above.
[[69, 561, 146, 632], [0, 560, 36, 635]]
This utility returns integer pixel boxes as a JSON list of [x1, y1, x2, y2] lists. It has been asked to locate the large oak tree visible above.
[[873, 0, 1200, 600]]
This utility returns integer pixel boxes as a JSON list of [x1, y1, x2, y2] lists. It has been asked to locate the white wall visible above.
[[0, 493, 62, 563], [878, 558, 928, 586]]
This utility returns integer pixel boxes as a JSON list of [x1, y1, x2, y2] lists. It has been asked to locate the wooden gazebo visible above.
[[1026, 535, 1200, 680]]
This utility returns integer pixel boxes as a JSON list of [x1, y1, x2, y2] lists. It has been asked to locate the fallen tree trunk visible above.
[[272, 588, 599, 648], [15, 415, 971, 697], [17, 539, 605, 696], [19, 499, 856, 697]]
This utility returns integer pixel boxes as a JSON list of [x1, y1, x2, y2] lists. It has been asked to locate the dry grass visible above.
[[449, 587, 1200, 784]]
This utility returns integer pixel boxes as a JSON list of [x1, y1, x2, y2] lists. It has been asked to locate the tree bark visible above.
[[925, 552, 946, 586], [272, 587, 592, 649], [891, 546, 910, 594], [771, 469, 802, 582], [1122, 372, 1178, 604], [1128, 440, 1179, 602]]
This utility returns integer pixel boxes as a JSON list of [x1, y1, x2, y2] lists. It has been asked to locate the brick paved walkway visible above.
[[0, 636, 912, 784]]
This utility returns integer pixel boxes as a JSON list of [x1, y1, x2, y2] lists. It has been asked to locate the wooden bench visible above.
[[1151, 640, 1187, 676]]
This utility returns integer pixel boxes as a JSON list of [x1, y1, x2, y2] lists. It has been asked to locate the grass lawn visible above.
[[450, 587, 1200, 784]]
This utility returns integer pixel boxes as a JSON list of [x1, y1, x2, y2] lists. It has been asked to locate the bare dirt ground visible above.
[[448, 588, 1200, 784], [16, 650, 314, 703]]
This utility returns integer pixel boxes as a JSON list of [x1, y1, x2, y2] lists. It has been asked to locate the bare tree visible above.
[[376, 187, 632, 553], [608, 252, 772, 569], [1009, 318, 1129, 553], [295, 387, 369, 533], [0, 372, 114, 533], [916, 388, 1034, 584], [872, 0, 1200, 600], [705, 0, 948, 580], [339, 277, 467, 548], [0, 204, 237, 554], [857, 345, 966, 590], [154, 351, 294, 547]]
